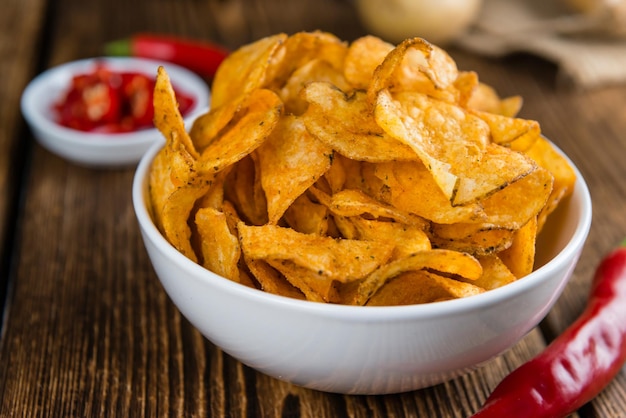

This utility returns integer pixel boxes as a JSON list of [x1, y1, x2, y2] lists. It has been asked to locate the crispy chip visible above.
[[257, 115, 333, 224], [367, 37, 458, 104], [334, 216, 431, 260], [344, 35, 394, 89], [238, 223, 394, 282], [353, 249, 483, 305], [370, 161, 485, 224], [470, 255, 518, 290], [246, 258, 306, 300], [302, 82, 417, 162], [365, 271, 458, 306], [197, 89, 283, 175], [280, 58, 350, 115], [211, 33, 288, 108], [265, 31, 348, 89], [268, 259, 339, 302], [524, 137, 577, 231], [283, 193, 330, 235], [195, 206, 240, 281], [498, 216, 538, 278]]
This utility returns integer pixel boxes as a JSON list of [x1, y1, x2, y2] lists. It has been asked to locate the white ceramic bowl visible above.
[[132, 140, 592, 395], [21, 57, 209, 168]]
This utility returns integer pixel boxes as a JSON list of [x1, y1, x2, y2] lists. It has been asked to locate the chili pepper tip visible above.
[[105, 39, 132, 57]]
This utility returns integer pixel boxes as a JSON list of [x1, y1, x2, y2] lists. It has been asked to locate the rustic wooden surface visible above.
[[1, 0, 625, 416]]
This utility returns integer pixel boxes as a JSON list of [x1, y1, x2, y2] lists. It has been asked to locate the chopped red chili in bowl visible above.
[[54, 64, 195, 133]]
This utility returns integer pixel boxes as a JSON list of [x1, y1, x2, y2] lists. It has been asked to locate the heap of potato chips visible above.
[[149, 31, 576, 305]]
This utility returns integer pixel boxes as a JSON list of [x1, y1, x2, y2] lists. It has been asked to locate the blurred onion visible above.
[[355, 0, 483, 45]]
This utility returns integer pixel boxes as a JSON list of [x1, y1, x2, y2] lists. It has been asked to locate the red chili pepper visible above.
[[471, 238, 626, 418], [105, 33, 229, 79]]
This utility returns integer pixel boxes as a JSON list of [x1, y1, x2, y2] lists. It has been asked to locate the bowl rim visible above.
[[133, 138, 592, 321], [20, 56, 209, 146]]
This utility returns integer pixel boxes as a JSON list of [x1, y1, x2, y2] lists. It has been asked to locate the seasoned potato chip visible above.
[[370, 161, 484, 224], [224, 154, 268, 226], [246, 258, 306, 300], [197, 89, 283, 175], [472, 109, 541, 150], [265, 31, 348, 90], [257, 115, 333, 224], [469, 255, 517, 290], [368, 36, 458, 104], [160, 184, 210, 262], [302, 82, 416, 162], [238, 223, 394, 282], [365, 271, 458, 306], [344, 35, 394, 89], [268, 259, 339, 302], [334, 216, 431, 260], [498, 216, 538, 278], [150, 31, 575, 306], [280, 59, 350, 115], [283, 193, 330, 235], [195, 206, 240, 282], [353, 249, 483, 305], [211, 33, 288, 108], [524, 137, 577, 231], [467, 82, 523, 117]]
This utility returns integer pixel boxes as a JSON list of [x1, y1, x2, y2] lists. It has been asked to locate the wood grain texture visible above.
[[1, 0, 625, 417]]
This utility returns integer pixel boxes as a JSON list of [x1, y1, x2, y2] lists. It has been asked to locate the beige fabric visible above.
[[456, 0, 626, 89]]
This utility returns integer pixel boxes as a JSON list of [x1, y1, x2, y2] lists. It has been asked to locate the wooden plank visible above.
[[0, 0, 49, 307]]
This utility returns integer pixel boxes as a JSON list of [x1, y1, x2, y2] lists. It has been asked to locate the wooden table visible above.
[[1, 0, 625, 416]]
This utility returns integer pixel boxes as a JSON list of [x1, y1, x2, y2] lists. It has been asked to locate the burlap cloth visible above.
[[456, 0, 626, 89]]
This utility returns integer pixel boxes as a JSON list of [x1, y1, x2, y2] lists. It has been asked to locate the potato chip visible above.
[[160, 184, 210, 262], [211, 33, 288, 108], [151, 66, 213, 262], [467, 255, 517, 290], [498, 216, 538, 278], [268, 259, 339, 302], [280, 58, 350, 115], [238, 223, 394, 282], [245, 258, 306, 300], [265, 31, 348, 90], [370, 161, 485, 224], [334, 216, 431, 260], [153, 66, 199, 160], [302, 82, 417, 162], [224, 154, 268, 226], [324, 189, 428, 227], [430, 223, 515, 256], [257, 115, 333, 224], [195, 206, 240, 282], [467, 82, 523, 117], [376, 90, 541, 206], [343, 35, 394, 89], [353, 249, 483, 305], [524, 137, 577, 231], [367, 37, 458, 104], [283, 193, 330, 235], [365, 271, 457, 306], [472, 109, 541, 150], [480, 165, 553, 229], [197, 89, 283, 175]]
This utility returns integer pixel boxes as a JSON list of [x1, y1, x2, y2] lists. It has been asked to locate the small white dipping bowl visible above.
[[133, 140, 592, 395], [21, 57, 209, 168]]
